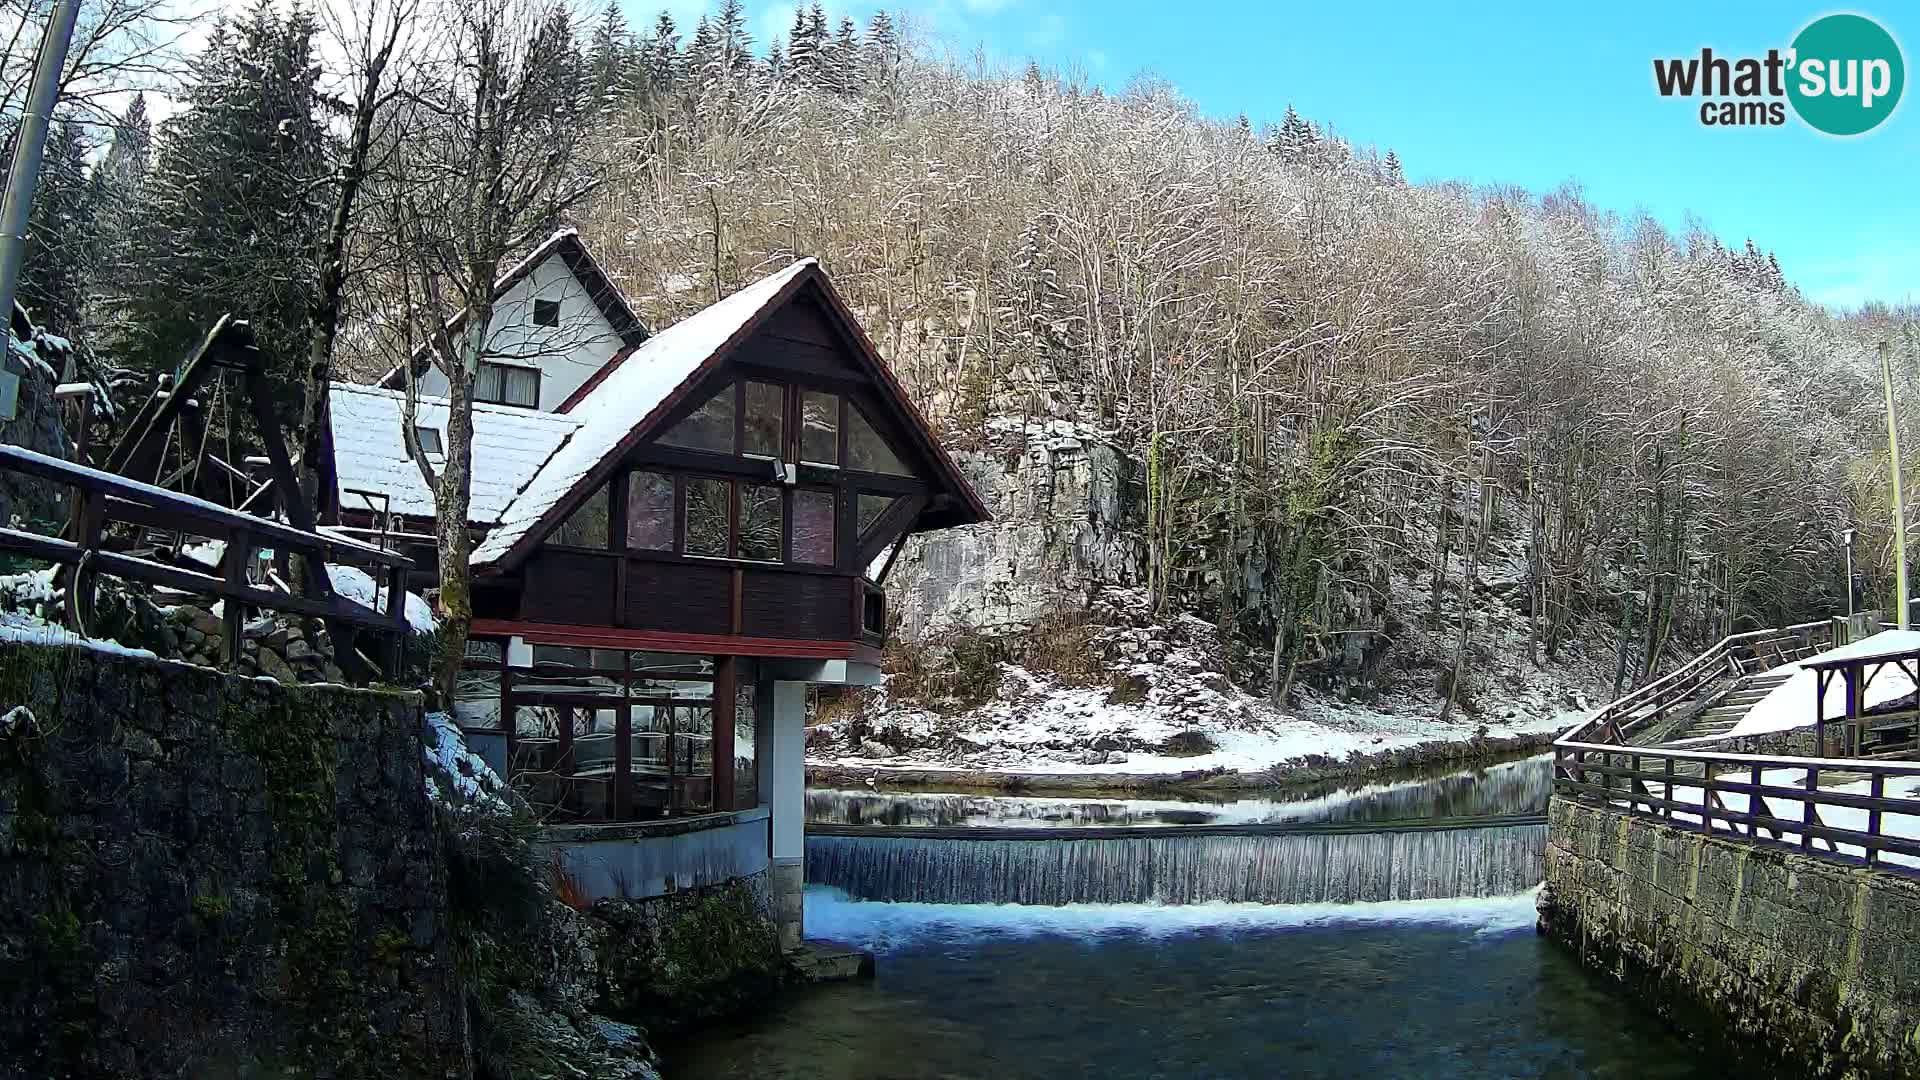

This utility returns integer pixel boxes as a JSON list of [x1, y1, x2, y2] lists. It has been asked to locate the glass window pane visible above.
[[802, 391, 839, 465], [550, 484, 609, 547], [475, 363, 504, 402], [848, 406, 911, 476], [659, 384, 736, 453], [857, 493, 899, 539], [626, 470, 674, 551], [744, 381, 784, 457], [734, 676, 756, 810], [792, 490, 835, 564], [738, 484, 783, 562], [453, 666, 502, 730], [685, 478, 730, 556], [631, 652, 713, 677], [505, 367, 539, 407]]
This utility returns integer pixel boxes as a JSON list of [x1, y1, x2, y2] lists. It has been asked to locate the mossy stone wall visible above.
[[0, 642, 468, 1079], [1541, 794, 1920, 1080]]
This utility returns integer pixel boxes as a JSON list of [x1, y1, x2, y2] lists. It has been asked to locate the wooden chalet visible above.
[[324, 243, 986, 940]]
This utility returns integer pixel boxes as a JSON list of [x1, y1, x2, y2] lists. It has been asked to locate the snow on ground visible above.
[[422, 710, 509, 809], [1629, 766, 1920, 869], [814, 658, 1586, 778], [327, 564, 436, 634], [1728, 629, 1920, 739], [0, 608, 157, 660]]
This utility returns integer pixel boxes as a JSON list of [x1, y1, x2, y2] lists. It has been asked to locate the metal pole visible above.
[[0, 0, 83, 330], [1883, 340, 1909, 630], [1843, 528, 1856, 619]]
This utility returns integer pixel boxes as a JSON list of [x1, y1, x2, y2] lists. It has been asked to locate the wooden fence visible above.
[[0, 443, 411, 677], [1555, 616, 1920, 871]]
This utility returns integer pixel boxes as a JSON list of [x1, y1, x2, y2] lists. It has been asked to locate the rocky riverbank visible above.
[[807, 729, 1560, 797]]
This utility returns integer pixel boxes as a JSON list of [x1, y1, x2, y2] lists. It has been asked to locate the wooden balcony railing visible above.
[[0, 443, 412, 678]]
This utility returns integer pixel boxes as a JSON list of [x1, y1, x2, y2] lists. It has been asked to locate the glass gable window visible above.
[[857, 493, 899, 539], [793, 489, 835, 564], [738, 484, 784, 562], [802, 391, 840, 465], [848, 406, 912, 476], [626, 470, 674, 551], [550, 484, 609, 548], [744, 382, 785, 458], [659, 384, 736, 453], [685, 478, 730, 556]]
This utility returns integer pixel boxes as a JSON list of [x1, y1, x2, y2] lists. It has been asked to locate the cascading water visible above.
[[805, 820, 1546, 905]]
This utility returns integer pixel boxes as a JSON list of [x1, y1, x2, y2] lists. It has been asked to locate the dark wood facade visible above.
[[472, 286, 973, 663]]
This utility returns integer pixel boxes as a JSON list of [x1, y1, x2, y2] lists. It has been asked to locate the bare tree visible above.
[[388, 0, 598, 700]]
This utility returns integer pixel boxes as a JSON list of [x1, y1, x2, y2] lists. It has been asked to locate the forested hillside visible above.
[[11, 0, 1917, 720]]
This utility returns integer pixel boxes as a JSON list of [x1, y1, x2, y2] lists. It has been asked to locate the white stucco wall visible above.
[[413, 252, 627, 411]]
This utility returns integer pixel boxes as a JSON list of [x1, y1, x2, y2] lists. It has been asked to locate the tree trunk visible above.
[[433, 296, 491, 704]]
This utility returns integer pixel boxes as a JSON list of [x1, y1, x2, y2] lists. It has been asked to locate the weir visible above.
[[806, 817, 1546, 905]]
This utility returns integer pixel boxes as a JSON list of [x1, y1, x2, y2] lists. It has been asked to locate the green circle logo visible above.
[[1787, 13, 1905, 136]]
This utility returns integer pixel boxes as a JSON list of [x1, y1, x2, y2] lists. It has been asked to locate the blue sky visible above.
[[649, 0, 1919, 310]]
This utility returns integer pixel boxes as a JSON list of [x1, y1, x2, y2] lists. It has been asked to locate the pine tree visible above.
[[1274, 104, 1315, 160], [17, 119, 95, 337], [713, 0, 752, 80], [87, 94, 151, 343], [587, 0, 632, 110], [827, 16, 859, 95], [686, 16, 717, 87], [865, 10, 900, 86], [642, 11, 681, 100], [119, 4, 328, 377], [1383, 148, 1404, 185], [786, 5, 816, 84], [766, 36, 785, 80]]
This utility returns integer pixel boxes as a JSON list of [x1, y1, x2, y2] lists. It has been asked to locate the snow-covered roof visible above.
[[470, 259, 817, 567], [1725, 629, 1920, 740], [328, 382, 580, 525]]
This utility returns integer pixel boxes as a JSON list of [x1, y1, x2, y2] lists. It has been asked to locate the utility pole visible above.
[[0, 0, 83, 330], [1882, 340, 1909, 630]]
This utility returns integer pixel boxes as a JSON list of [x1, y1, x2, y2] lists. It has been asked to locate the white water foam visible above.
[[804, 884, 1543, 952]]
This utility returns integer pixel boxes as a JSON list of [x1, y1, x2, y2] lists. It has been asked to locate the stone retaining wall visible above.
[[0, 641, 467, 1079], [1541, 794, 1920, 1080]]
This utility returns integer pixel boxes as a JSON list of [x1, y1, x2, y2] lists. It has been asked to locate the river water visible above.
[[666, 755, 1711, 1078]]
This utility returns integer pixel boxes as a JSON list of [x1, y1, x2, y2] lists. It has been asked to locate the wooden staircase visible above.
[[1669, 669, 1797, 742]]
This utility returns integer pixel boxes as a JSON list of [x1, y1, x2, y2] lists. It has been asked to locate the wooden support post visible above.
[[713, 655, 737, 811], [221, 530, 249, 669], [1802, 765, 1817, 850], [1868, 773, 1885, 866], [556, 704, 575, 817], [615, 651, 632, 820]]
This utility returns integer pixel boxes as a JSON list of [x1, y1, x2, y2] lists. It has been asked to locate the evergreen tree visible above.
[[17, 119, 95, 337], [865, 10, 900, 86], [712, 0, 752, 81], [119, 4, 328, 377], [827, 16, 859, 95], [1274, 104, 1315, 159], [686, 16, 717, 86], [526, 7, 585, 117], [87, 94, 151, 343], [587, 0, 633, 109], [766, 36, 785, 80], [642, 11, 681, 100], [1383, 148, 1404, 185]]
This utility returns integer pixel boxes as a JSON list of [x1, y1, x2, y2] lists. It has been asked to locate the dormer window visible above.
[[414, 425, 444, 456], [532, 298, 560, 327]]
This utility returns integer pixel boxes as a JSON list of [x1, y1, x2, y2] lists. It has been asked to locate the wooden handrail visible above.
[[0, 445, 414, 683]]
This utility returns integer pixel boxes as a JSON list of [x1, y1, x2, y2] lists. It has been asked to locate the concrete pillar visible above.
[[768, 679, 807, 950]]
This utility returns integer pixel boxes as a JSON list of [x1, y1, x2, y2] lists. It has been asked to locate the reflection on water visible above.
[[664, 888, 1708, 1080], [807, 754, 1551, 829]]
